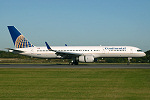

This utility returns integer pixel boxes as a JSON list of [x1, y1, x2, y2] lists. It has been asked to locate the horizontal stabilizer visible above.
[[5, 48, 24, 53]]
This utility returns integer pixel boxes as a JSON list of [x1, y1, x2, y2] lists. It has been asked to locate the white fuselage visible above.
[[14, 46, 146, 59]]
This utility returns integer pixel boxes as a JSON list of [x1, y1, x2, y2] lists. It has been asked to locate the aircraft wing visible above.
[[55, 51, 82, 57], [45, 42, 82, 58]]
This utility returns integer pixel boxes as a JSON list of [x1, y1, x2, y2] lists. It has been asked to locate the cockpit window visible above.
[[137, 50, 142, 52]]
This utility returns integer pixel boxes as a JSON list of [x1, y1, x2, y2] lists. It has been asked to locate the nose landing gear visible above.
[[127, 57, 132, 65]]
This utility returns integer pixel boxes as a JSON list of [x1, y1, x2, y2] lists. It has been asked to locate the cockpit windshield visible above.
[[137, 50, 142, 52]]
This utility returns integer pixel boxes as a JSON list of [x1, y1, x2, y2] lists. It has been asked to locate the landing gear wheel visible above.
[[74, 61, 78, 65], [69, 61, 79, 65]]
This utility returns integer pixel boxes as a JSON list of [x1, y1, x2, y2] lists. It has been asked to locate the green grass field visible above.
[[0, 68, 150, 100]]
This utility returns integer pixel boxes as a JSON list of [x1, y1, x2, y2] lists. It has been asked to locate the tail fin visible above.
[[7, 26, 34, 48]]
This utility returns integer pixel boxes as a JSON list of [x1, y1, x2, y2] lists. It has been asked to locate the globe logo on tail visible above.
[[15, 35, 34, 48]]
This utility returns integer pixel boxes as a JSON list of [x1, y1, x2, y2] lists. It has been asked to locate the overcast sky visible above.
[[0, 0, 150, 51]]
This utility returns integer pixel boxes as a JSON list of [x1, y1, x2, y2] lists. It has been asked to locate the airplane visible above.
[[7, 26, 146, 65]]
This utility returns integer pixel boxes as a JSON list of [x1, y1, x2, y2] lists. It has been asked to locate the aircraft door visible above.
[[30, 48, 34, 55], [103, 47, 109, 54], [102, 48, 105, 54], [130, 49, 133, 54]]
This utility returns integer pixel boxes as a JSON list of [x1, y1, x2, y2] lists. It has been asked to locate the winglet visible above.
[[45, 42, 52, 51]]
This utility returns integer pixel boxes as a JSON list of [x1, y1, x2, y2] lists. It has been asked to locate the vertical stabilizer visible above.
[[7, 26, 34, 48]]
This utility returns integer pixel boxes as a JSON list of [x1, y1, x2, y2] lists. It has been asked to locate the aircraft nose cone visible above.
[[143, 52, 146, 56]]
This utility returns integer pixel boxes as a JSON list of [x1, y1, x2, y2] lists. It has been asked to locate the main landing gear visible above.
[[69, 58, 79, 65]]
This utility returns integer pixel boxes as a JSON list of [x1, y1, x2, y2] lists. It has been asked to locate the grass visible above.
[[0, 68, 150, 100]]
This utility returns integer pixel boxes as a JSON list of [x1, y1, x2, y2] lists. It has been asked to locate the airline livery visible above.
[[7, 26, 146, 65]]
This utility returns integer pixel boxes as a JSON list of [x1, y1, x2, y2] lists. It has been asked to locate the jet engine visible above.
[[79, 55, 94, 62]]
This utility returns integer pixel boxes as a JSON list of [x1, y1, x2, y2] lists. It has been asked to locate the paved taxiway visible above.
[[0, 64, 150, 69]]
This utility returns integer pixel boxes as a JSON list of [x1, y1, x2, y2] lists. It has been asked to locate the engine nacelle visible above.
[[79, 55, 94, 62]]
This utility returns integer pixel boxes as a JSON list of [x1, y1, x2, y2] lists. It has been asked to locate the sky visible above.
[[0, 0, 150, 51]]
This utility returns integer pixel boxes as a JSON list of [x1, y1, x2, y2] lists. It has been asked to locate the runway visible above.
[[0, 64, 150, 69]]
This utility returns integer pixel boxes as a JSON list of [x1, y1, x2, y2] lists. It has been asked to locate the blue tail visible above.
[[7, 26, 34, 48]]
